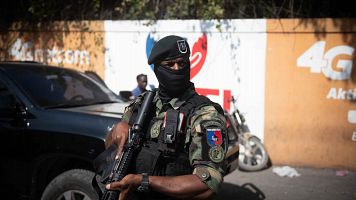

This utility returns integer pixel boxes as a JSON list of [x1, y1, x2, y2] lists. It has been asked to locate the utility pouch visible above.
[[158, 109, 184, 157], [163, 109, 180, 144]]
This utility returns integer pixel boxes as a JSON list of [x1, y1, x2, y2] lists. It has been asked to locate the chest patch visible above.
[[150, 120, 162, 138]]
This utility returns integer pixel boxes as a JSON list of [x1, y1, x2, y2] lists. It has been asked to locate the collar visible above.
[[154, 83, 196, 113]]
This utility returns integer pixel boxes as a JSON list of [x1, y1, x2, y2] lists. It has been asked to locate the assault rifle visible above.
[[101, 90, 155, 200]]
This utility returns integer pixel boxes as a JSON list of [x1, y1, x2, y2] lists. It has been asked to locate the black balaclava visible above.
[[148, 35, 192, 100], [154, 57, 191, 98]]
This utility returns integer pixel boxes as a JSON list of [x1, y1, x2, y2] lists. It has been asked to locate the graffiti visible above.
[[8, 39, 90, 65]]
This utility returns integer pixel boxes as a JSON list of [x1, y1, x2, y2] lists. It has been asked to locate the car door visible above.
[[0, 77, 29, 197]]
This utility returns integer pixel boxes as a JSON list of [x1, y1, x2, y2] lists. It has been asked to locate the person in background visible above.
[[131, 74, 148, 98], [105, 35, 227, 200]]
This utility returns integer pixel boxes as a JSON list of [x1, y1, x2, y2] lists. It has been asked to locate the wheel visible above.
[[238, 136, 269, 171], [41, 169, 99, 200]]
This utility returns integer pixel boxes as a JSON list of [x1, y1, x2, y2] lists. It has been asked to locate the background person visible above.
[[131, 74, 148, 98]]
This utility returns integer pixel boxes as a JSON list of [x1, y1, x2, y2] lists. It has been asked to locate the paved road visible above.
[[216, 166, 356, 200]]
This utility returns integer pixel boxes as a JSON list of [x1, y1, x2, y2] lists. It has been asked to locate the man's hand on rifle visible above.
[[105, 174, 141, 200], [105, 121, 130, 159], [105, 173, 215, 200]]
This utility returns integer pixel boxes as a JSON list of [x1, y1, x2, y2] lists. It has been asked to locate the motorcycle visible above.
[[225, 96, 269, 171]]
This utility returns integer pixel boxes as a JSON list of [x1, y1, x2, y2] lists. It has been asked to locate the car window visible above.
[[5, 66, 123, 108]]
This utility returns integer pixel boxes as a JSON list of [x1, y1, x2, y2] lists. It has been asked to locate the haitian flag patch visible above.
[[207, 129, 222, 147]]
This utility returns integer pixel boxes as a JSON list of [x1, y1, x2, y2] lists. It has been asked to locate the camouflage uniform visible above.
[[122, 86, 227, 194]]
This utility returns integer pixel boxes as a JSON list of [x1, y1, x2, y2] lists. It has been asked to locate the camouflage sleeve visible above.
[[121, 95, 144, 124], [188, 105, 227, 193], [121, 105, 133, 123]]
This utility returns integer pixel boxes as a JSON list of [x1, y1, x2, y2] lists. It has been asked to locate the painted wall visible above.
[[0, 21, 105, 78], [265, 19, 356, 169], [1, 18, 355, 170]]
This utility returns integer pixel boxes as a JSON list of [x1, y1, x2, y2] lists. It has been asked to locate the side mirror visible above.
[[119, 91, 133, 102]]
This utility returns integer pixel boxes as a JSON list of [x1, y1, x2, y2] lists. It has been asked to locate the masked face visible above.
[[154, 57, 191, 98]]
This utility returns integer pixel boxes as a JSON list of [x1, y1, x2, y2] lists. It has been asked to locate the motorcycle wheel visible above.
[[238, 136, 269, 171]]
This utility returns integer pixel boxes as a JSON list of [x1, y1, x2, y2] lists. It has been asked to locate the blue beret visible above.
[[148, 35, 190, 65]]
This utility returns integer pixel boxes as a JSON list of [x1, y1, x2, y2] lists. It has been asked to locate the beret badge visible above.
[[177, 40, 188, 54]]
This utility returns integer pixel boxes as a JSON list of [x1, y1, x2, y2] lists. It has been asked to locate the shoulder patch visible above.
[[207, 129, 222, 146], [209, 146, 225, 163]]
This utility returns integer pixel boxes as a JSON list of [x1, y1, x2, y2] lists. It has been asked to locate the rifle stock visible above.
[[101, 91, 155, 200]]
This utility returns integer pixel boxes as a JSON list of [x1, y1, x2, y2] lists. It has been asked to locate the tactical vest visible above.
[[93, 91, 224, 200], [133, 91, 224, 177]]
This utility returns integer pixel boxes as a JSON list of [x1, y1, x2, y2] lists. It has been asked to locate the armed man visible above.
[[105, 35, 228, 200]]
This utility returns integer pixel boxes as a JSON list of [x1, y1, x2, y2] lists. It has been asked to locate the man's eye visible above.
[[163, 59, 188, 68], [177, 60, 187, 66], [167, 62, 175, 67]]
